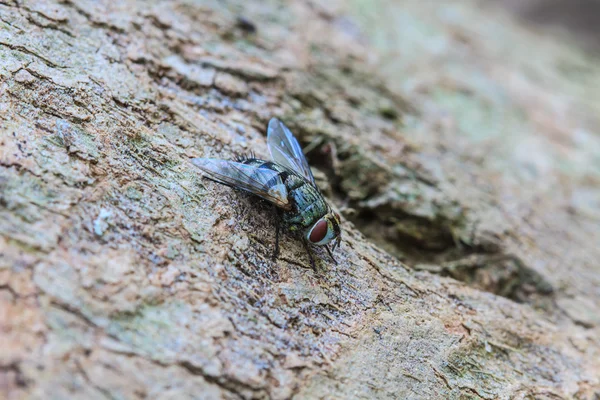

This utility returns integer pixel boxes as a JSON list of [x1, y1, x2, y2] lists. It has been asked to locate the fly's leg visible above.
[[302, 239, 316, 270], [273, 220, 281, 261], [325, 245, 338, 265], [272, 206, 282, 261]]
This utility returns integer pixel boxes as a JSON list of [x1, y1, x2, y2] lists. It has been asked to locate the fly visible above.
[[192, 118, 341, 268]]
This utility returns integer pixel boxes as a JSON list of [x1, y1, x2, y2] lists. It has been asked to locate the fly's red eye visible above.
[[309, 220, 328, 243]]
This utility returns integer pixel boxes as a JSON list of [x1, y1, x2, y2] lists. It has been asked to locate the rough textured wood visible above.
[[1, 0, 599, 399]]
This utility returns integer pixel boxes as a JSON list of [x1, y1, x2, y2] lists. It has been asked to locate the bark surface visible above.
[[1, 0, 599, 399]]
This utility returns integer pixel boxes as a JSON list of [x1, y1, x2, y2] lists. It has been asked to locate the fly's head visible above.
[[306, 211, 342, 250]]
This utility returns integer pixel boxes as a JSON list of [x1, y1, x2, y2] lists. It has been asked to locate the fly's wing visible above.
[[267, 118, 316, 184], [191, 158, 291, 210]]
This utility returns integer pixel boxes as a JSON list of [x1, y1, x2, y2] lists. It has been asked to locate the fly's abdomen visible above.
[[239, 158, 290, 202]]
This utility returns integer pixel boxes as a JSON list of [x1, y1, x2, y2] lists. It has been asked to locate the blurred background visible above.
[[503, 0, 600, 53], [328, 0, 600, 303], [339, 0, 599, 211]]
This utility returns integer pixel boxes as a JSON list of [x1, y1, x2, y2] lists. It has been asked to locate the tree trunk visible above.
[[1, 0, 599, 399]]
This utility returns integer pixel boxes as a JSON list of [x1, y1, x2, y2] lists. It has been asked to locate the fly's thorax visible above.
[[283, 182, 328, 230]]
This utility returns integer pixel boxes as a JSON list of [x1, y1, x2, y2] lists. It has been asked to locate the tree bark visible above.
[[1, 0, 599, 399]]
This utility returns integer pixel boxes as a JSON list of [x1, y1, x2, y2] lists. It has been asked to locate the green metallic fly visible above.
[[192, 118, 341, 267]]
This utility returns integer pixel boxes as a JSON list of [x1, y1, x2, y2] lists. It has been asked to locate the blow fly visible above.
[[192, 118, 341, 267]]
